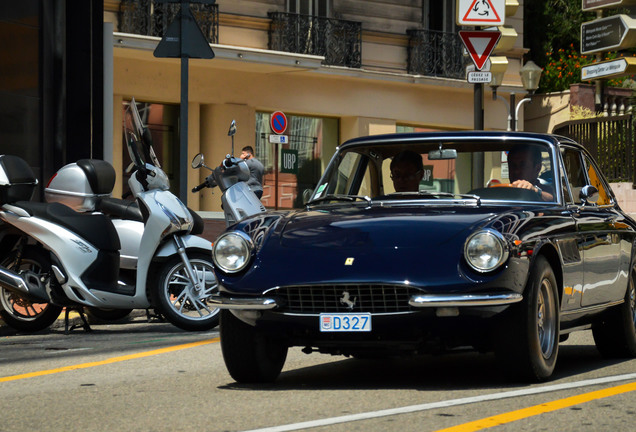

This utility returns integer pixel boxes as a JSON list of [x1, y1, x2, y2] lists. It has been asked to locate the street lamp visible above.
[[510, 61, 543, 131], [491, 60, 543, 131]]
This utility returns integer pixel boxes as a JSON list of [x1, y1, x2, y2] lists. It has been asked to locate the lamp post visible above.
[[491, 60, 543, 131]]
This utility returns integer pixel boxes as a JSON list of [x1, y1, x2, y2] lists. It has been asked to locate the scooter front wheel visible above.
[[0, 246, 63, 333], [150, 252, 219, 331]]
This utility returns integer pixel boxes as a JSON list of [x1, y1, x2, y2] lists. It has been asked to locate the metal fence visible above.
[[118, 0, 219, 44], [268, 12, 362, 68], [553, 115, 635, 185], [407, 29, 467, 79]]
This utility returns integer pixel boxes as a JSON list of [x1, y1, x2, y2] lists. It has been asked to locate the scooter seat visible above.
[[14, 201, 121, 252], [97, 197, 143, 222]]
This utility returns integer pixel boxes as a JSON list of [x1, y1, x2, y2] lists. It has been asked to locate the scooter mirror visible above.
[[228, 120, 237, 137], [192, 153, 204, 169]]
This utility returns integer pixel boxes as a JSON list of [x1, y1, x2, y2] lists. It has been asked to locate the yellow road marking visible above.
[[0, 338, 219, 383], [435, 380, 636, 432]]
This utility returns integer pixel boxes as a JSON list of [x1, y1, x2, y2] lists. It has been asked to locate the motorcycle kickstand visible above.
[[64, 307, 92, 334]]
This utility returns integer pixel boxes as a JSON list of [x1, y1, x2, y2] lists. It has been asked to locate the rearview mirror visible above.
[[428, 149, 457, 160], [191, 153, 204, 169]]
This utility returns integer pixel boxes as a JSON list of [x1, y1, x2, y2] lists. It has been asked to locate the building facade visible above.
[[2, 1, 527, 212]]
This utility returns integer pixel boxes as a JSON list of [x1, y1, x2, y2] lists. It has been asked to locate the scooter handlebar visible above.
[[192, 182, 208, 193]]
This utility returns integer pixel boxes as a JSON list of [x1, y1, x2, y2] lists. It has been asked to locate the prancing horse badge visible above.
[[345, 257, 354, 265]]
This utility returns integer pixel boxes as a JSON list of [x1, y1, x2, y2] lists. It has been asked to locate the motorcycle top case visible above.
[[0, 155, 38, 204], [45, 159, 116, 212]]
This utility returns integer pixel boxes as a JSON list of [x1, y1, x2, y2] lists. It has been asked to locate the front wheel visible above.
[[0, 246, 63, 333], [220, 310, 288, 383], [592, 264, 636, 358], [150, 252, 220, 331], [495, 255, 560, 381]]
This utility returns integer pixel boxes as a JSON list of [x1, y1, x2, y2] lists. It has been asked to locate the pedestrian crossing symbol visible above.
[[457, 0, 505, 26]]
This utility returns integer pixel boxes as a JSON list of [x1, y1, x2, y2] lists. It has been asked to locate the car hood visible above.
[[220, 205, 516, 294]]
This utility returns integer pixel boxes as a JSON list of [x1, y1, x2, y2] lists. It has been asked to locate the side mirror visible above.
[[228, 120, 237, 137], [191, 153, 204, 169], [302, 188, 314, 205], [580, 185, 599, 205]]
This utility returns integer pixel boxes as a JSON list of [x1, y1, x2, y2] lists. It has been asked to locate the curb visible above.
[[0, 309, 148, 336]]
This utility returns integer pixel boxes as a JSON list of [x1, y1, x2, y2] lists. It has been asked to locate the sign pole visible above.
[[179, 2, 190, 205]]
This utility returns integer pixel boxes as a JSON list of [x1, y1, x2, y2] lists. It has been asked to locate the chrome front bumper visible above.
[[208, 292, 523, 310]]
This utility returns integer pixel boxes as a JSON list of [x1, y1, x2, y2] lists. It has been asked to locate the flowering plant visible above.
[[540, 44, 630, 93]]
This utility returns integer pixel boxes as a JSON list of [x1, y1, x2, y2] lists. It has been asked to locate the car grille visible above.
[[272, 284, 423, 314]]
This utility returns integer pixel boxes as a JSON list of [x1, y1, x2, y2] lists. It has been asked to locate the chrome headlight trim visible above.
[[464, 229, 509, 273], [213, 230, 254, 273]]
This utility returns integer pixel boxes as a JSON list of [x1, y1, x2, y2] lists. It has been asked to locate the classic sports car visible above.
[[210, 131, 636, 383]]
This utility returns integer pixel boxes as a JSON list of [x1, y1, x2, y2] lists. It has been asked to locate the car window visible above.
[[312, 140, 558, 204], [583, 154, 612, 205], [315, 151, 373, 198], [561, 147, 587, 205]]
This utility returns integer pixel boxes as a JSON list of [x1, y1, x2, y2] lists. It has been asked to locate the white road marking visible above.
[[242, 372, 636, 432]]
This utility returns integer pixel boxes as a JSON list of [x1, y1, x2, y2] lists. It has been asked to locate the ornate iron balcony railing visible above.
[[407, 29, 467, 79], [118, 0, 219, 44], [268, 12, 362, 68]]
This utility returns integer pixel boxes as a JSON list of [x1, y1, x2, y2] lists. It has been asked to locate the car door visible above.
[[561, 146, 625, 307]]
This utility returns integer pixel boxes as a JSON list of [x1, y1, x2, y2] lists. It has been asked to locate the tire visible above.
[[220, 310, 288, 383], [150, 252, 220, 331], [495, 255, 560, 381], [85, 307, 133, 323], [0, 246, 63, 333], [592, 264, 636, 358]]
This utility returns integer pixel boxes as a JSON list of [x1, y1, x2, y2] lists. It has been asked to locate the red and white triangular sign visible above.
[[459, 30, 501, 70], [459, 0, 504, 25]]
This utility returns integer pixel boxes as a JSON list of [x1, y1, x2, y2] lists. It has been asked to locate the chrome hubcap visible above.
[[538, 278, 556, 359]]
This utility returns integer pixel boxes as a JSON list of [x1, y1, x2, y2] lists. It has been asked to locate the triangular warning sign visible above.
[[154, 7, 215, 59], [462, 0, 503, 23], [459, 30, 501, 70]]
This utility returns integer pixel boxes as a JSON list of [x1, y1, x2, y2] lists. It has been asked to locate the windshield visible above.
[[123, 98, 161, 169], [311, 138, 557, 204]]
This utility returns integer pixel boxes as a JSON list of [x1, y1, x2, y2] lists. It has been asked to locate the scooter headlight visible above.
[[464, 229, 509, 273], [213, 231, 253, 273]]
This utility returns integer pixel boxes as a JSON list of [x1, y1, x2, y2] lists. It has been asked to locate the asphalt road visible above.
[[1, 314, 635, 432]]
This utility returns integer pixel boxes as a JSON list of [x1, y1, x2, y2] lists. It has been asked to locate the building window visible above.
[[423, 0, 457, 33], [288, 0, 330, 17], [255, 112, 338, 209]]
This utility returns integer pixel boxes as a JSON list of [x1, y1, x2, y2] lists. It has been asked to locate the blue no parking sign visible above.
[[270, 111, 288, 135]]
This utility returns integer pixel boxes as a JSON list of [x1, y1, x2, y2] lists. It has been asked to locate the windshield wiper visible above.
[[307, 194, 372, 206]]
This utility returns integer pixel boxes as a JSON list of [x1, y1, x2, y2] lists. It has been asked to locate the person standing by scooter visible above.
[[240, 146, 264, 199]]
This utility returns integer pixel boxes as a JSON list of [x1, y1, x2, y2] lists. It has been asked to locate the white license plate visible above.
[[319, 313, 372, 332]]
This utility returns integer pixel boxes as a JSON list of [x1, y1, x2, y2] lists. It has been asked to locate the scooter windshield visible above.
[[124, 98, 162, 170]]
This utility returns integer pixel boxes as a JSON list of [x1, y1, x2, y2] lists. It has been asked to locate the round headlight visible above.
[[213, 231, 253, 273], [464, 229, 508, 273]]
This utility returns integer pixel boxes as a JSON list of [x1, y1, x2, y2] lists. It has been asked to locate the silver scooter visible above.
[[0, 99, 219, 332], [191, 120, 266, 227]]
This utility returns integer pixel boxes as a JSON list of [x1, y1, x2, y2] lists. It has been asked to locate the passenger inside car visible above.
[[390, 150, 425, 192]]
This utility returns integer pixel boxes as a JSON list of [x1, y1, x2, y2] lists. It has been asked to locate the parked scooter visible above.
[[191, 120, 266, 227], [0, 99, 219, 332]]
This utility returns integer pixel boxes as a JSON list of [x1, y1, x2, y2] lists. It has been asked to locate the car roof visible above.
[[339, 131, 580, 151]]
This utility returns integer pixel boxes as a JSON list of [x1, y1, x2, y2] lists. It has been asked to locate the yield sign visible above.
[[459, 30, 501, 70]]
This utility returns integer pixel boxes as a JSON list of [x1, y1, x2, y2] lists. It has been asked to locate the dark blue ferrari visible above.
[[210, 131, 636, 383]]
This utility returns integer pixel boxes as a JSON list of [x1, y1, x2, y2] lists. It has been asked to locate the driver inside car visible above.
[[390, 150, 425, 192], [507, 145, 554, 201]]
